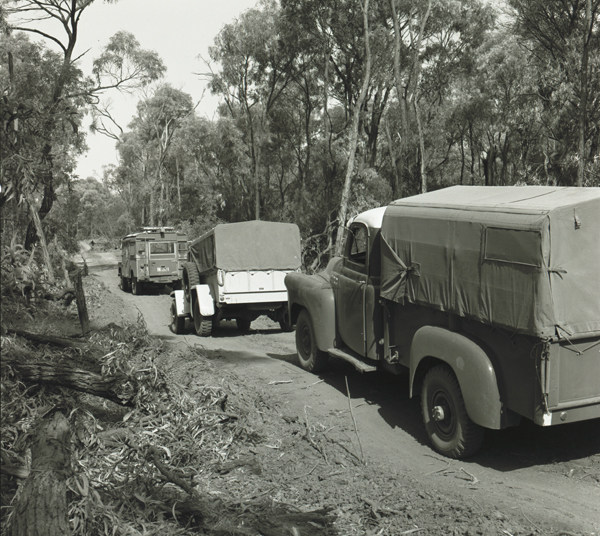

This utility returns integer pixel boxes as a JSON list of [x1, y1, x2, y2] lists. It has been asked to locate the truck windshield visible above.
[[150, 242, 175, 254]]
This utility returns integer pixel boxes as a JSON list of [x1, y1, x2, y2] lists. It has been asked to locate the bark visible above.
[[384, 115, 400, 196], [26, 193, 54, 284], [578, 0, 593, 187], [3, 360, 136, 406], [74, 270, 90, 335], [335, 0, 372, 257], [10, 410, 71, 536], [5, 328, 88, 350]]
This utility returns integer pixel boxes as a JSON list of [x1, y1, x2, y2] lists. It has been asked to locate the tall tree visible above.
[[2, 1, 165, 257]]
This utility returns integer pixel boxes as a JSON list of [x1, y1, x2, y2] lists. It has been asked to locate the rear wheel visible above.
[[236, 318, 251, 332], [121, 275, 130, 292], [193, 299, 212, 337], [421, 365, 484, 459], [170, 300, 185, 334], [131, 277, 143, 295], [278, 305, 294, 332], [295, 309, 329, 372]]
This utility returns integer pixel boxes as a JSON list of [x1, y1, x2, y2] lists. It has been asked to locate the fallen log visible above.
[[3, 360, 136, 406], [10, 409, 72, 536], [5, 328, 89, 350]]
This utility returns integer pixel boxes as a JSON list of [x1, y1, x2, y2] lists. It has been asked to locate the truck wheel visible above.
[[170, 301, 185, 334], [295, 309, 329, 372], [421, 365, 484, 459], [236, 318, 251, 332], [121, 275, 130, 292], [132, 277, 143, 295], [278, 305, 294, 332], [279, 319, 294, 333], [182, 262, 200, 303], [193, 299, 212, 337]]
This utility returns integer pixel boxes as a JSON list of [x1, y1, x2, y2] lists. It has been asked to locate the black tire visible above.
[[121, 275, 130, 292], [279, 319, 294, 333], [236, 318, 251, 332], [421, 365, 484, 459], [131, 277, 143, 295], [182, 262, 201, 303], [295, 309, 329, 372], [193, 298, 212, 337], [170, 300, 185, 335], [278, 305, 294, 332]]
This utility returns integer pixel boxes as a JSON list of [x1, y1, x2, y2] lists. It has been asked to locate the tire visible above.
[[295, 309, 329, 372], [193, 298, 212, 337], [236, 318, 251, 332], [121, 275, 130, 292], [421, 365, 484, 459], [170, 300, 185, 335], [182, 262, 200, 303], [278, 305, 294, 332], [279, 319, 294, 333], [131, 277, 143, 295]]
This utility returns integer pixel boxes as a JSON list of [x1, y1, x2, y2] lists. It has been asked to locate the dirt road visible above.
[[84, 246, 600, 535]]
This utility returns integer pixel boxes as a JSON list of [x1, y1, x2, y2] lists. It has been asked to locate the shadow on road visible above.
[[267, 354, 600, 471]]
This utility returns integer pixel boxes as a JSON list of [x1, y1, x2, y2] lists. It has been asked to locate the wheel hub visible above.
[[432, 405, 445, 422]]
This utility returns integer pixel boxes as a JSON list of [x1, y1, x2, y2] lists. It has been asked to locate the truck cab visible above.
[[286, 186, 600, 459]]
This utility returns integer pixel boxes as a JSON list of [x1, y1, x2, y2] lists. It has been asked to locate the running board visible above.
[[327, 348, 378, 373]]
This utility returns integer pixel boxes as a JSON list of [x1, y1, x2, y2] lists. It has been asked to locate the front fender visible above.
[[285, 270, 336, 352], [410, 326, 502, 430]]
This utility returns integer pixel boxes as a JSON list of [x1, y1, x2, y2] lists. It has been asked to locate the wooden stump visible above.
[[10, 410, 72, 536], [73, 270, 90, 335]]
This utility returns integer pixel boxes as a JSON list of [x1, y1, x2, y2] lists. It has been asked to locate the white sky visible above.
[[66, 0, 259, 180]]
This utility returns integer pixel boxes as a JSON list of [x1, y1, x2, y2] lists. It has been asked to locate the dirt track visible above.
[[84, 245, 600, 535]]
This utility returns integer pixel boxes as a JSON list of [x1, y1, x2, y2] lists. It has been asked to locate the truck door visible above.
[[336, 223, 371, 357]]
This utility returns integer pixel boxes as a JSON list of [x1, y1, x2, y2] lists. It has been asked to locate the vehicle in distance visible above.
[[118, 227, 187, 295], [285, 186, 600, 458], [170, 220, 301, 336]]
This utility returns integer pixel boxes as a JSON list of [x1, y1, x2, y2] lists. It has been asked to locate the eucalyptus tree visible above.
[[208, 0, 298, 220], [127, 84, 194, 225], [2, 0, 165, 260], [507, 0, 600, 185]]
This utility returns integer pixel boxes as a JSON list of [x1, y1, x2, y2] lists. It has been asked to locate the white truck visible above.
[[169, 220, 302, 336]]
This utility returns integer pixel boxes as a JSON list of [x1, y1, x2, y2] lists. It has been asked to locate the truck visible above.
[[169, 220, 302, 337], [118, 227, 188, 295], [285, 186, 600, 458]]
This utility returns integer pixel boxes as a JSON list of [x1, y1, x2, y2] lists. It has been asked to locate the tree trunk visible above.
[[384, 116, 400, 197], [414, 98, 427, 193], [4, 360, 136, 406], [577, 0, 592, 187], [10, 410, 71, 536], [74, 270, 90, 335], [26, 193, 55, 284], [335, 0, 372, 256]]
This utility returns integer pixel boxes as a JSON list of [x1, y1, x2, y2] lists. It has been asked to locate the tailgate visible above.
[[546, 336, 600, 412], [224, 270, 289, 293]]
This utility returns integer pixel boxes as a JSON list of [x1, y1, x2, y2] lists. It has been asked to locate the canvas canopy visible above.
[[380, 186, 600, 339], [189, 221, 301, 273]]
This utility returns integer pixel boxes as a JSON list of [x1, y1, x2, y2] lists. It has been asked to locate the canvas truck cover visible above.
[[189, 221, 302, 273], [380, 186, 600, 338]]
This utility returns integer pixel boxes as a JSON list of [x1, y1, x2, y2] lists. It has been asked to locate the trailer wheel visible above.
[[421, 365, 484, 459], [295, 309, 329, 372], [170, 301, 185, 334], [193, 299, 212, 337], [132, 277, 143, 295]]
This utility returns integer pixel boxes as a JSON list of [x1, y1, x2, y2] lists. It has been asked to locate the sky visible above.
[[66, 0, 259, 180]]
